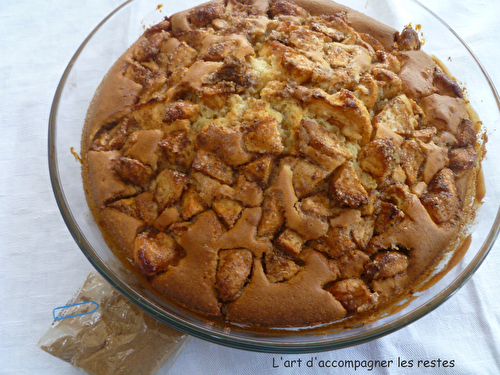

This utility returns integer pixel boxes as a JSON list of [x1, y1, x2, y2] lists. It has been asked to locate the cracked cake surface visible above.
[[82, 0, 483, 328]]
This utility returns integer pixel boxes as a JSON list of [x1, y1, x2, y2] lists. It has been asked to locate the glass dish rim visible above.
[[48, 0, 500, 353]]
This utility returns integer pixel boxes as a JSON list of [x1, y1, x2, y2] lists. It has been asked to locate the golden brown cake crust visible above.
[[82, 0, 483, 329], [85, 49, 144, 150], [287, 0, 398, 50]]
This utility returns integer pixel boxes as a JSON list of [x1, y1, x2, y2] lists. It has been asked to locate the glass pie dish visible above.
[[48, 0, 500, 353]]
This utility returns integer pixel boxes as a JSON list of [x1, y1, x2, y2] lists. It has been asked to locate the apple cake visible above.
[[82, 0, 483, 328]]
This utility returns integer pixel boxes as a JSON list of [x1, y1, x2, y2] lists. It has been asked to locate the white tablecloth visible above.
[[1, 0, 499, 374]]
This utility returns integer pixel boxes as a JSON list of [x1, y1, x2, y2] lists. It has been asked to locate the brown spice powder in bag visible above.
[[38, 272, 191, 375]]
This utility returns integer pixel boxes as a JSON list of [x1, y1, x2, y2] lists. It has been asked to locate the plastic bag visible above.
[[38, 272, 192, 375]]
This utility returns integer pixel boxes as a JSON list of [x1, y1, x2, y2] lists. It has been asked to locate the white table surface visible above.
[[1, 0, 499, 374]]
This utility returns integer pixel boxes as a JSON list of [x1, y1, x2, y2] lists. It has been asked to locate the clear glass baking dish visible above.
[[48, 0, 500, 353]]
